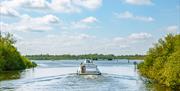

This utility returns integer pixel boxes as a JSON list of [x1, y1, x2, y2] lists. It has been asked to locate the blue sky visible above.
[[0, 0, 180, 55]]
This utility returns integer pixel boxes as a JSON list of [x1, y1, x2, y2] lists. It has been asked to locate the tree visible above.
[[0, 32, 37, 72], [138, 34, 180, 88]]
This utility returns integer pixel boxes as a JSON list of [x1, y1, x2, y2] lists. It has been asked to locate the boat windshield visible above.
[[84, 60, 93, 63]]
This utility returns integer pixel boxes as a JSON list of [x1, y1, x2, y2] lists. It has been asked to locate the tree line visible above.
[[0, 32, 37, 72], [26, 54, 145, 60]]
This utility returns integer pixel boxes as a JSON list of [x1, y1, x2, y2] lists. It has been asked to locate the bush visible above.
[[0, 32, 37, 72], [138, 34, 180, 88]]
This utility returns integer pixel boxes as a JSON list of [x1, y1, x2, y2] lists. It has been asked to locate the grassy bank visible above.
[[0, 32, 37, 72], [138, 34, 180, 89]]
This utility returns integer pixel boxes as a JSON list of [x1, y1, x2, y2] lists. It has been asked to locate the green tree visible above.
[[0, 32, 37, 72], [138, 34, 180, 88]]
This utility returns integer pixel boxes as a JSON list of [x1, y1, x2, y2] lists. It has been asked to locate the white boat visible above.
[[77, 60, 101, 75]]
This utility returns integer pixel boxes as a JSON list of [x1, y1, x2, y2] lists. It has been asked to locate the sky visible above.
[[0, 0, 180, 55]]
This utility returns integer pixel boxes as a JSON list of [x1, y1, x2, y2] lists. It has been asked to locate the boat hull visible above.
[[77, 67, 101, 75], [77, 71, 101, 75]]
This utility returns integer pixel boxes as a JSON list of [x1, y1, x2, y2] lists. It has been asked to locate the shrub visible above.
[[0, 32, 37, 72], [138, 34, 180, 88]]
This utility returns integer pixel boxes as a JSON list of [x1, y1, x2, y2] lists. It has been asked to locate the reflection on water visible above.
[[0, 60, 174, 91]]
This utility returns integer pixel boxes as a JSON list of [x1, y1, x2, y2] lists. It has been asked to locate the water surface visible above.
[[0, 60, 171, 91]]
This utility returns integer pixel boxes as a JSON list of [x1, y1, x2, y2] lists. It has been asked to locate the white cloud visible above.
[[73, 0, 102, 10], [0, 14, 60, 32], [128, 32, 152, 40], [116, 11, 133, 18], [115, 11, 155, 22], [0, 22, 14, 32], [165, 25, 179, 33], [25, 14, 60, 24], [80, 16, 98, 23], [77, 33, 96, 39], [0, 0, 50, 17], [124, 0, 153, 5], [0, 0, 102, 13], [0, 6, 20, 17], [1, 0, 49, 9], [15, 32, 152, 55], [0, 0, 26, 8], [50, 0, 102, 13], [50, 0, 81, 13], [62, 16, 98, 30], [16, 33, 96, 54], [26, 0, 50, 9], [112, 32, 152, 45]]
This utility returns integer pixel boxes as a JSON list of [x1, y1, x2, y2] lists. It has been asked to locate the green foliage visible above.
[[138, 34, 180, 88], [21, 56, 37, 68], [0, 32, 37, 72], [26, 54, 145, 60]]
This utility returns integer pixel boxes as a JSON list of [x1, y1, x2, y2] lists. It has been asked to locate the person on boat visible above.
[[80, 62, 86, 73], [82, 65, 86, 73]]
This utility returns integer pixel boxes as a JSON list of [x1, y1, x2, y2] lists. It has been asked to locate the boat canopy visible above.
[[77, 60, 101, 75]]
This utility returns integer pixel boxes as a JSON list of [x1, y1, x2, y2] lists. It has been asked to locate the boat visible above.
[[77, 60, 101, 75]]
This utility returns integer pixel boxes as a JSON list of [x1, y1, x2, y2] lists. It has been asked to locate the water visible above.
[[0, 60, 171, 91]]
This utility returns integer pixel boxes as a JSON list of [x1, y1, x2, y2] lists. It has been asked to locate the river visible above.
[[0, 60, 172, 91]]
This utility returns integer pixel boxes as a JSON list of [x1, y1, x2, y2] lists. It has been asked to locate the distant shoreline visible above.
[[25, 54, 145, 60]]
